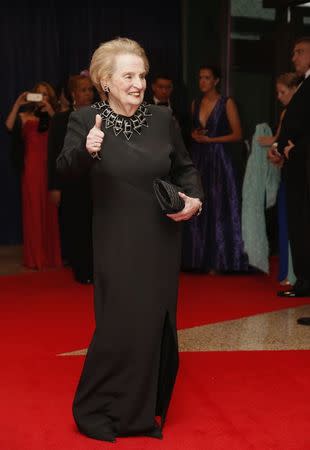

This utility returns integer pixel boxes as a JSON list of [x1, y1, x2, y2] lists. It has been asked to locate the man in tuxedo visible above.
[[270, 37, 310, 323], [147, 73, 173, 107], [146, 74, 190, 146]]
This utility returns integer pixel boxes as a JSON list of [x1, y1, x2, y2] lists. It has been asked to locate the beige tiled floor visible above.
[[178, 306, 310, 351], [2, 245, 310, 353], [58, 306, 310, 356]]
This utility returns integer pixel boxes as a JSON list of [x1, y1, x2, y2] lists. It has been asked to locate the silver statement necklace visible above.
[[92, 101, 152, 141]]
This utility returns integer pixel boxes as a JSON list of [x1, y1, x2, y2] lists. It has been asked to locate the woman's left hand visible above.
[[196, 134, 212, 143], [284, 140, 295, 159], [167, 192, 202, 222], [192, 129, 211, 143]]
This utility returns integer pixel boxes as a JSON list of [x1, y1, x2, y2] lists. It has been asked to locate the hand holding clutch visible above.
[[153, 178, 185, 214], [153, 178, 202, 221]]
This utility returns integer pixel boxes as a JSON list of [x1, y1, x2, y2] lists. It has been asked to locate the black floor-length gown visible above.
[[56, 101, 203, 442]]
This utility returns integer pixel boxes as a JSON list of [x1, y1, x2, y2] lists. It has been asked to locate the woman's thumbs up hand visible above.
[[86, 114, 104, 158]]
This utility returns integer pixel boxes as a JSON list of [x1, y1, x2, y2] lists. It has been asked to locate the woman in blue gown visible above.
[[258, 72, 300, 285], [182, 65, 248, 273]]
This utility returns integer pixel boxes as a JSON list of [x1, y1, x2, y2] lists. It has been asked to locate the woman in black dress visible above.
[[57, 37, 203, 443], [48, 74, 95, 283]]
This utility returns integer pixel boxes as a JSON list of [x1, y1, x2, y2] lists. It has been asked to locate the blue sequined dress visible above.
[[182, 95, 248, 272]]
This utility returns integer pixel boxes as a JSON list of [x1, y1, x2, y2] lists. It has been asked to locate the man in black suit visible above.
[[270, 37, 310, 323], [145, 74, 190, 146]]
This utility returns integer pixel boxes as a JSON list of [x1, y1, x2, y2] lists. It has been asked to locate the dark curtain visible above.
[[0, 1, 182, 244]]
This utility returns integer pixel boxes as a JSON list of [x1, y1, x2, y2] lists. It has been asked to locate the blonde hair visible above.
[[33, 81, 59, 112], [276, 72, 300, 89], [89, 37, 149, 95]]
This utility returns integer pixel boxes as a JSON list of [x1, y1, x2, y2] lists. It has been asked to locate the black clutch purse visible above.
[[153, 178, 185, 214]]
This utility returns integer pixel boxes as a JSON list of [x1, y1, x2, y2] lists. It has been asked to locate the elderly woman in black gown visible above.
[[57, 37, 203, 443]]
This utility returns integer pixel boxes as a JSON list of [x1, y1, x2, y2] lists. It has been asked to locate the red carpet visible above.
[[1, 265, 310, 449]]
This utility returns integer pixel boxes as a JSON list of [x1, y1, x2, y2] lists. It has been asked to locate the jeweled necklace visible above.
[[91, 100, 152, 141]]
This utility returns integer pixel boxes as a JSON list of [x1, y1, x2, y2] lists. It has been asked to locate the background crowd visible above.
[[4, 35, 310, 296]]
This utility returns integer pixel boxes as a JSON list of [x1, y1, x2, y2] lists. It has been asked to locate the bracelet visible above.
[[90, 151, 101, 160], [271, 142, 283, 157]]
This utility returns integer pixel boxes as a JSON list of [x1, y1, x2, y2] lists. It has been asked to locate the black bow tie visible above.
[[157, 101, 169, 107]]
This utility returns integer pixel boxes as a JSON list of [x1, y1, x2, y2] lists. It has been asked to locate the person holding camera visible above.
[[5, 81, 62, 269]]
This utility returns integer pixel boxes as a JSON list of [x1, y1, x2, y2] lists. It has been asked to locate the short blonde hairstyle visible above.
[[276, 72, 300, 89], [89, 37, 149, 96]]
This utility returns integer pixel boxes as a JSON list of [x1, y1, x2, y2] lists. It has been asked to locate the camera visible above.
[[26, 92, 43, 102]]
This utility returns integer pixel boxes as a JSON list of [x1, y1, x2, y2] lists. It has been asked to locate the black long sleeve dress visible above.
[[56, 101, 203, 443]]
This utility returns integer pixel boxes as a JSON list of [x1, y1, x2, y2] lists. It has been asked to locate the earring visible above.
[[103, 85, 110, 93]]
